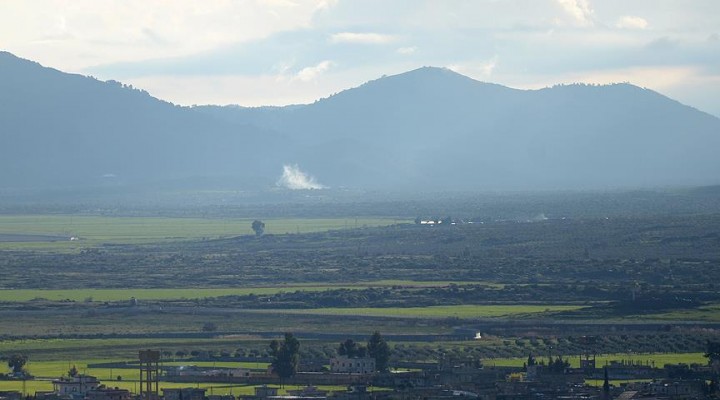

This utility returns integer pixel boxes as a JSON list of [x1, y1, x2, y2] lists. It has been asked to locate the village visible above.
[[1, 344, 718, 400]]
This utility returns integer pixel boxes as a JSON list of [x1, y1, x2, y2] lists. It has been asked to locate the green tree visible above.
[[68, 364, 78, 377], [548, 355, 570, 373], [270, 333, 300, 385], [252, 220, 265, 236], [367, 331, 390, 372], [603, 366, 610, 396], [338, 339, 367, 358], [705, 341, 720, 393], [526, 353, 536, 367], [7, 354, 27, 375]]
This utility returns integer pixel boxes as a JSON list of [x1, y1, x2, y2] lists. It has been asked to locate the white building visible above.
[[86, 386, 132, 400], [52, 375, 101, 396], [329, 356, 375, 374]]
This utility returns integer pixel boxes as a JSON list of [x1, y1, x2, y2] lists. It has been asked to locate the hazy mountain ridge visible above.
[[2, 52, 719, 192], [0, 51, 290, 189], [199, 67, 720, 190]]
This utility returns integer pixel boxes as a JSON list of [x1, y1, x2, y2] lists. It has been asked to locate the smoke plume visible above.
[[277, 164, 327, 190]]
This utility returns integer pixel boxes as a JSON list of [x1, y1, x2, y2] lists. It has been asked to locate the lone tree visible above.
[[68, 365, 79, 377], [367, 331, 390, 372], [251, 220, 265, 236], [338, 339, 367, 358], [7, 354, 27, 375], [270, 333, 300, 385]]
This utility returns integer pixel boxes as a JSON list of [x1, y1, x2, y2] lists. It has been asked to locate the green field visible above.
[[0, 280, 487, 302], [0, 215, 405, 250], [0, 287, 358, 302], [254, 304, 587, 319], [161, 361, 270, 370], [634, 304, 720, 322], [0, 338, 265, 360]]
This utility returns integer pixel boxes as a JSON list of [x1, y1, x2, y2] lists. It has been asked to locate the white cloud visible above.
[[566, 66, 696, 89], [259, 0, 300, 8], [315, 0, 338, 11], [500, 66, 699, 96], [329, 32, 396, 44], [122, 63, 409, 107], [616, 16, 649, 30], [555, 0, 594, 27], [396, 46, 417, 55], [447, 56, 499, 79], [2, 0, 718, 117], [124, 73, 332, 106], [0, 0, 333, 71], [481, 57, 499, 76], [294, 60, 334, 82]]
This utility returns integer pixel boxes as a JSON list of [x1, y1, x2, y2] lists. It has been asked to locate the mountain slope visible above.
[[199, 67, 720, 190], [3, 52, 720, 192], [0, 51, 289, 189]]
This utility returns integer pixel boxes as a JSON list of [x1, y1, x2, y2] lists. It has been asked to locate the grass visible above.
[[6, 357, 270, 379], [586, 379, 652, 387], [0, 338, 270, 361], [633, 304, 720, 322], [0, 287, 359, 302], [251, 304, 587, 319], [161, 361, 270, 370], [0, 309, 453, 338], [0, 215, 405, 250], [359, 280, 502, 288]]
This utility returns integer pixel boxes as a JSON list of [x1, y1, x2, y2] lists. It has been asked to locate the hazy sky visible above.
[[1, 0, 719, 116]]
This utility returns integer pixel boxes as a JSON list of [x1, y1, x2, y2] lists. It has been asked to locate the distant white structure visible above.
[[86, 386, 132, 400], [330, 356, 376, 374], [52, 375, 100, 396]]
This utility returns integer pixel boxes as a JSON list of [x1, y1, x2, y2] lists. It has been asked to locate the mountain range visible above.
[[2, 51, 719, 193]]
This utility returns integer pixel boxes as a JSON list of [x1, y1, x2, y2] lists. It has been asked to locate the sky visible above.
[[1, 0, 719, 116]]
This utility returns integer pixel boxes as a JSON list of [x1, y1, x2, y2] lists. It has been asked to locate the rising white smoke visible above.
[[277, 164, 327, 190]]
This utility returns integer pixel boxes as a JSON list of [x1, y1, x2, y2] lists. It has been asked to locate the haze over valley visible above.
[[2, 51, 719, 198]]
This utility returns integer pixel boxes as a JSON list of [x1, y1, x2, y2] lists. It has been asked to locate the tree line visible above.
[[269, 331, 390, 382]]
